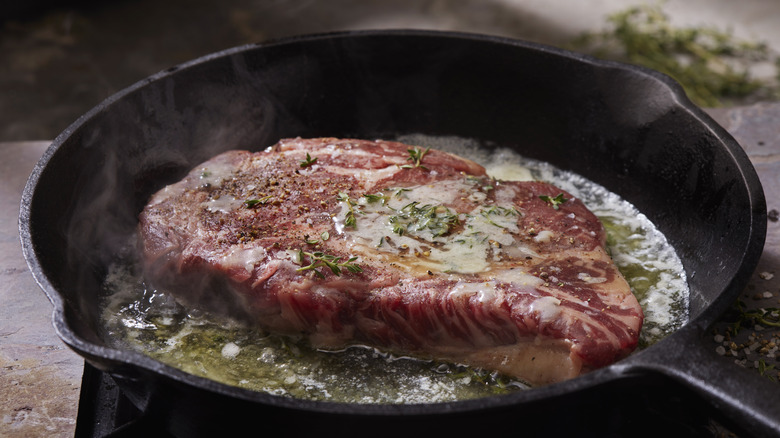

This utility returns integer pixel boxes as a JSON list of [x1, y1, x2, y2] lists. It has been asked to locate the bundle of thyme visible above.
[[572, 3, 777, 107]]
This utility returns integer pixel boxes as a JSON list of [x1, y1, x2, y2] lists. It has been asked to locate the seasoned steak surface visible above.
[[139, 137, 643, 386]]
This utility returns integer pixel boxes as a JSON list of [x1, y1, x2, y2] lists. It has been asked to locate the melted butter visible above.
[[197, 161, 238, 188], [486, 163, 534, 182], [204, 195, 243, 213], [489, 268, 544, 287], [448, 281, 500, 303], [577, 272, 608, 284], [218, 246, 268, 274], [533, 230, 556, 243], [529, 296, 563, 322], [149, 162, 239, 207], [338, 180, 528, 275], [325, 163, 400, 183]]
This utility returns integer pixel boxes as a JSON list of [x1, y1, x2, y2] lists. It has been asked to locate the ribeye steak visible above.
[[139, 137, 644, 386]]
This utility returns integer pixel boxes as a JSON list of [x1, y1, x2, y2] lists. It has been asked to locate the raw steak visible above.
[[139, 137, 644, 386]]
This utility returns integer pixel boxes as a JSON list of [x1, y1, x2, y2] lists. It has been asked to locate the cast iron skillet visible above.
[[20, 31, 771, 437]]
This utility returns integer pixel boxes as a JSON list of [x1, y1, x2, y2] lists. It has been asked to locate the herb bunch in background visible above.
[[572, 3, 778, 107]]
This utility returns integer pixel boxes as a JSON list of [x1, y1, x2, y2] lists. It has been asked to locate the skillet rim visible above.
[[18, 28, 767, 416]]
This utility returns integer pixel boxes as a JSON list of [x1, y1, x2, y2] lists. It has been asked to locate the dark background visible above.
[[1, 0, 586, 142]]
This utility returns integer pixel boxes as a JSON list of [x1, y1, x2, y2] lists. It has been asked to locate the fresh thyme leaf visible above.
[[295, 250, 363, 278], [303, 231, 331, 245], [389, 202, 459, 237], [244, 195, 273, 208], [300, 153, 318, 168], [391, 188, 411, 199], [539, 193, 568, 210], [479, 205, 520, 227], [481, 205, 519, 217], [363, 192, 389, 205], [342, 257, 363, 274], [391, 220, 406, 236], [337, 192, 357, 228], [758, 359, 776, 378], [729, 300, 780, 334], [345, 212, 356, 228], [400, 147, 430, 170]]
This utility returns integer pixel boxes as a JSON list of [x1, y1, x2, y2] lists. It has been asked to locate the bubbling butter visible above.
[[336, 179, 529, 275]]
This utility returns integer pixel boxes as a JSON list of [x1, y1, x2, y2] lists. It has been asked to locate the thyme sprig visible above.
[[300, 153, 318, 168], [295, 250, 362, 278], [758, 359, 777, 382], [572, 3, 773, 106], [244, 195, 273, 208], [401, 147, 430, 170], [539, 193, 568, 210], [363, 192, 390, 206], [481, 205, 519, 217], [337, 192, 357, 228], [392, 188, 411, 199], [728, 300, 780, 335], [303, 231, 330, 245], [479, 205, 520, 228], [389, 202, 459, 237]]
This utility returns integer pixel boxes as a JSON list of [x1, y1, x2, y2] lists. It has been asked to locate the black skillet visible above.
[[19, 31, 771, 437]]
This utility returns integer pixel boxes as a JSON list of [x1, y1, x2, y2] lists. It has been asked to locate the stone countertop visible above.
[[1, 104, 778, 437], [707, 104, 780, 374], [0, 141, 81, 437]]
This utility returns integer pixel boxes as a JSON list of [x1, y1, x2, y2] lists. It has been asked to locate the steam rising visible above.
[[63, 54, 289, 326]]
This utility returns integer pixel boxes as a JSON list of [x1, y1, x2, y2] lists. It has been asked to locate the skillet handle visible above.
[[630, 325, 780, 438]]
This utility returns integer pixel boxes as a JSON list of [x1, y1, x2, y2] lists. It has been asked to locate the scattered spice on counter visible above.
[[712, 269, 780, 382]]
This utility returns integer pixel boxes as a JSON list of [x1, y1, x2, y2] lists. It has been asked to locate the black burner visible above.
[[74, 360, 741, 438], [75, 363, 174, 438]]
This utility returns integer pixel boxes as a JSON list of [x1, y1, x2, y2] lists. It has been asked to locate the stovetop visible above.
[[73, 361, 739, 437], [75, 363, 174, 438]]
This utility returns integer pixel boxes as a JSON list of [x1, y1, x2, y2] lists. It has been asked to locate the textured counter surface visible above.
[[0, 141, 81, 437]]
